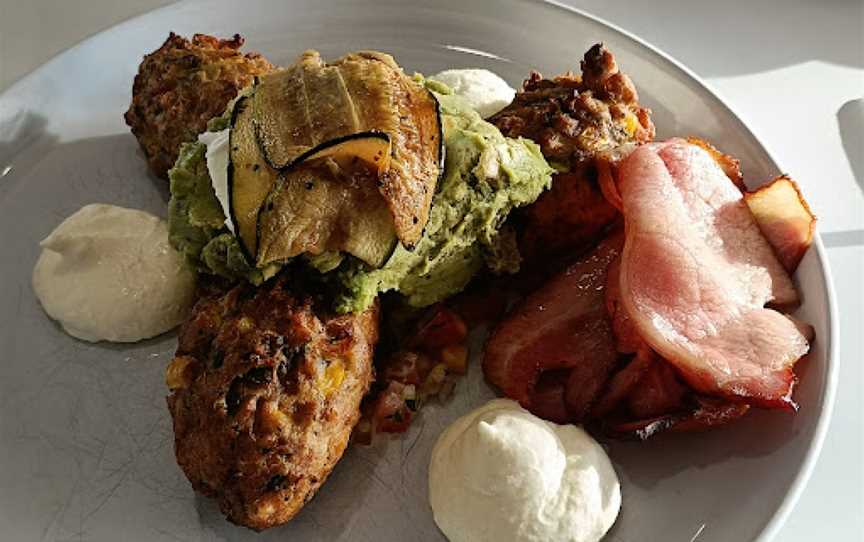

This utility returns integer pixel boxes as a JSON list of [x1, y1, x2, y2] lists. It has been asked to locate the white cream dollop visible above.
[[32, 204, 197, 342], [198, 128, 233, 232], [430, 69, 516, 118], [429, 399, 621, 542]]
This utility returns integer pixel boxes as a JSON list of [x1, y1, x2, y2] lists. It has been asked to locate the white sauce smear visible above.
[[32, 204, 196, 342]]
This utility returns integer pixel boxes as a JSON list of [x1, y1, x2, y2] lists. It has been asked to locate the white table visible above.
[[1, 1, 861, 540]]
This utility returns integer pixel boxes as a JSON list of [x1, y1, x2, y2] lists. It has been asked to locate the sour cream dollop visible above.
[[32, 204, 196, 342], [430, 69, 516, 118], [429, 399, 621, 542]]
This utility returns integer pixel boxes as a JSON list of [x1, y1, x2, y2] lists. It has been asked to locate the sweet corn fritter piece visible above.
[[166, 275, 378, 530], [125, 32, 275, 178]]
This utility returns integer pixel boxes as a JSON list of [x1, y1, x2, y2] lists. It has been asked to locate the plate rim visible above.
[[0, 1, 840, 540]]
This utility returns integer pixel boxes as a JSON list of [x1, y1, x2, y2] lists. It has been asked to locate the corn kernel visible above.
[[420, 363, 448, 397], [238, 316, 255, 332], [624, 113, 639, 136], [320, 360, 345, 397], [165, 355, 194, 390]]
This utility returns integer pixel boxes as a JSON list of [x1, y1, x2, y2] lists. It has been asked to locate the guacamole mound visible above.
[[335, 81, 553, 313], [166, 80, 553, 312]]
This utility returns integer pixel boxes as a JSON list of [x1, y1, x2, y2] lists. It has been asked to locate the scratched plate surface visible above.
[[0, 1, 836, 541]]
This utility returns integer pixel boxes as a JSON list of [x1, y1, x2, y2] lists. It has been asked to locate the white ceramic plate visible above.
[[0, 1, 838, 541]]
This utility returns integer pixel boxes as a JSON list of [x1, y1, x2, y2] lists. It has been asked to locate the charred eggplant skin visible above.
[[273, 130, 392, 174], [227, 94, 280, 261], [428, 88, 446, 184], [411, 87, 446, 249], [226, 95, 252, 260]]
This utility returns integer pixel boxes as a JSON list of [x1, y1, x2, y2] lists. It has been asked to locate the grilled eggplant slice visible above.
[[227, 95, 280, 257], [251, 50, 442, 247], [336, 51, 443, 246], [251, 53, 352, 169], [256, 161, 397, 268]]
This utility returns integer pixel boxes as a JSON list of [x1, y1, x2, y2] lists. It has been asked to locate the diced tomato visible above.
[[364, 305, 472, 441], [372, 381, 416, 434], [419, 363, 448, 398], [382, 351, 425, 386], [409, 306, 467, 351]]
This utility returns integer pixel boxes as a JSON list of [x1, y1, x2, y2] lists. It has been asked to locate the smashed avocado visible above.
[[335, 80, 553, 313], [167, 79, 552, 312]]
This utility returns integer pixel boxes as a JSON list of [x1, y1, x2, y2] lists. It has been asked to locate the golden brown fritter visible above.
[[490, 43, 654, 267], [166, 275, 379, 531], [491, 43, 654, 165], [125, 33, 274, 179]]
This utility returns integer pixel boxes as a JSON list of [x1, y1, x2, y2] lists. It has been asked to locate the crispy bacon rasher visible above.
[[483, 231, 622, 421], [482, 137, 816, 440], [745, 175, 816, 273], [617, 139, 810, 408]]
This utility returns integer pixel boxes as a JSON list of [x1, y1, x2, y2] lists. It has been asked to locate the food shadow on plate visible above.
[[607, 337, 822, 491], [838, 99, 864, 199], [606, 403, 801, 491], [0, 131, 171, 224], [132, 145, 173, 204], [0, 111, 58, 185], [598, 338, 822, 492], [602, 403, 806, 542], [638, 95, 678, 140]]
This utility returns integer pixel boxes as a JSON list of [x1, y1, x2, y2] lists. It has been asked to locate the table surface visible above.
[[1, 1, 861, 540]]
